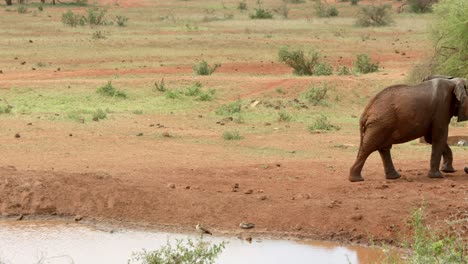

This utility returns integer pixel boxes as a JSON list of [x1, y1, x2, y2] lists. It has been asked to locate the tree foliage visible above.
[[432, 0, 468, 78]]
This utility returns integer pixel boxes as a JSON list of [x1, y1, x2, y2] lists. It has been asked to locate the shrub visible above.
[[275, 4, 289, 19], [165, 89, 182, 99], [115, 15, 128, 27], [223, 131, 242, 140], [62, 10, 86, 27], [197, 89, 216, 101], [278, 111, 292, 122], [249, 8, 273, 19], [129, 238, 225, 264], [17, 5, 27, 14], [283, 0, 305, 3], [92, 30, 106, 39], [278, 47, 318, 76], [355, 4, 393, 27], [184, 82, 202, 96], [92, 109, 107, 121], [408, 0, 436, 13], [193, 60, 220, 75], [278, 47, 333, 76], [237, 1, 247, 11], [354, 54, 379, 74], [432, 0, 468, 78], [153, 78, 166, 92], [314, 0, 339, 17], [302, 83, 328, 106], [96, 81, 127, 98], [86, 7, 108, 25], [309, 115, 340, 132], [75, 0, 88, 6], [38, 5, 43, 11], [314, 62, 333, 76], [351, 0, 358, 5], [216, 101, 241, 115], [0, 103, 12, 114], [337, 65, 352, 75]]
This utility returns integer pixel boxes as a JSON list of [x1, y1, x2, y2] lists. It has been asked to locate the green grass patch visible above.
[[223, 130, 242, 140], [308, 114, 340, 132], [216, 100, 242, 115], [96, 81, 127, 98]]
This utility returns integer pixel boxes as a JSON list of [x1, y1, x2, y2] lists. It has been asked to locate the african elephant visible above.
[[349, 76, 468, 182]]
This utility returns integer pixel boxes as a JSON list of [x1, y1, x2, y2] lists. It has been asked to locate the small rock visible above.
[[79, 118, 85, 124], [136, 132, 144, 136], [167, 183, 176, 189], [264, 123, 271, 126], [27, 123, 32, 125], [198, 115, 203, 118], [74, 215, 83, 222], [376, 184, 389, 190], [245, 236, 253, 243], [21, 61, 26, 65], [0, 70, 3, 74], [257, 195, 267, 200], [294, 224, 302, 231], [16, 214, 24, 221], [185, 185, 190, 190], [92, 117, 99, 122], [239, 222, 255, 229], [162, 132, 171, 138], [457, 140, 467, 147], [69, 133, 73, 137], [57, 67, 61, 71], [244, 189, 253, 194], [14, 133, 21, 138], [29, 40, 33, 43], [32, 67, 36, 71], [351, 214, 363, 221], [233, 183, 239, 188]]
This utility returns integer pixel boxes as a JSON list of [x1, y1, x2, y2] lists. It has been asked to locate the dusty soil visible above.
[[0, 112, 467, 245]]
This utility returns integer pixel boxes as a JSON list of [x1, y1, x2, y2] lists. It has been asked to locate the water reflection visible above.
[[0, 221, 381, 264]]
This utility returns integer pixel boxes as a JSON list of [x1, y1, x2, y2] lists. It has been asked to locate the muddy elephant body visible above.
[[349, 77, 468, 182]]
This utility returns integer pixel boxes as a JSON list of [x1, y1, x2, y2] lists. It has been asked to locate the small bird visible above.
[[196, 224, 212, 236]]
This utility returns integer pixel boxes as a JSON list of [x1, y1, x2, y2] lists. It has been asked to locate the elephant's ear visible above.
[[454, 78, 468, 122]]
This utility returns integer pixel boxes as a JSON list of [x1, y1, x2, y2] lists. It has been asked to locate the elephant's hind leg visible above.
[[378, 147, 401, 180], [441, 143, 455, 173]]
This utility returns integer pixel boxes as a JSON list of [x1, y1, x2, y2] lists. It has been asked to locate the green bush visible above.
[[184, 82, 202, 96], [96, 81, 127, 98], [115, 15, 128, 27], [336, 65, 352, 75], [237, 1, 247, 11], [17, 5, 27, 14], [351, 0, 358, 5], [129, 238, 225, 264], [165, 89, 182, 99], [193, 60, 220, 75], [223, 131, 242, 140], [279, 47, 324, 76], [0, 103, 12, 114], [355, 4, 393, 27], [86, 7, 108, 25], [92, 109, 107, 121], [92, 30, 106, 39], [278, 111, 292, 122], [249, 8, 273, 19], [314, 62, 333, 76], [197, 89, 216, 101], [309, 115, 340, 132], [314, 0, 339, 17], [302, 83, 328, 106], [216, 101, 241, 115], [62, 10, 86, 27], [432, 0, 468, 78], [354, 54, 378, 74], [38, 5, 43, 11], [408, 0, 436, 13]]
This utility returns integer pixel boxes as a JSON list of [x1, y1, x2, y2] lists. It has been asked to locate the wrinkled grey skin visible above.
[[349, 76, 468, 182]]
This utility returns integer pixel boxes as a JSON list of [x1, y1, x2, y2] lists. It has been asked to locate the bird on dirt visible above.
[[196, 224, 212, 236]]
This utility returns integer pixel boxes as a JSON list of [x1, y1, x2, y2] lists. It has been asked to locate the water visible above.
[[0, 221, 382, 264]]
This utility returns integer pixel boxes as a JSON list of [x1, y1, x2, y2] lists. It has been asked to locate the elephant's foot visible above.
[[349, 174, 364, 182], [428, 170, 444, 178], [441, 164, 455, 173], [385, 171, 401, 180]]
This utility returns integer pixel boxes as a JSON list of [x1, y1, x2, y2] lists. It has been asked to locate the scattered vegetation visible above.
[[153, 78, 167, 92], [308, 114, 340, 132], [407, 0, 436, 13], [92, 109, 107, 121], [38, 5, 43, 11], [274, 4, 290, 19], [354, 54, 379, 74], [164, 82, 216, 101], [283, 0, 305, 3], [355, 4, 393, 27], [237, 1, 247, 11], [61, 10, 86, 27], [302, 83, 329, 106], [0, 101, 13, 114], [432, 0, 468, 78], [92, 30, 106, 39], [249, 8, 273, 19], [336, 65, 352, 75], [314, 0, 339, 17], [216, 100, 241, 115], [193, 60, 220, 76], [115, 15, 129, 27], [351, 0, 358, 6], [96, 81, 127, 98], [223, 131, 242, 140], [278, 47, 332, 76], [129, 238, 226, 264], [382, 206, 468, 263], [87, 7, 108, 25], [17, 5, 27, 14], [278, 111, 292, 122]]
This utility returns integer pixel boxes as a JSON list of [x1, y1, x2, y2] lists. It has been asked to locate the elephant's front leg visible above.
[[441, 143, 455, 173], [378, 147, 401, 179], [428, 136, 446, 178]]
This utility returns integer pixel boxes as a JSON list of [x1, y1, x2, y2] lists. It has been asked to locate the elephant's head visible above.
[[452, 78, 468, 122]]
